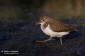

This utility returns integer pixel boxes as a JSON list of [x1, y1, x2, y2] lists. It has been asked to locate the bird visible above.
[[36, 16, 78, 46]]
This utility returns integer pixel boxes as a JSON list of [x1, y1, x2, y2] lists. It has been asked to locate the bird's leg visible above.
[[59, 37, 63, 46], [36, 37, 54, 42]]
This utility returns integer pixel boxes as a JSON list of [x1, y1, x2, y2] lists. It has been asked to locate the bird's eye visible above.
[[41, 20, 44, 21], [40, 19, 44, 21]]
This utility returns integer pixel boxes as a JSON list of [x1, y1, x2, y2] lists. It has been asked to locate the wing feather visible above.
[[48, 19, 74, 32]]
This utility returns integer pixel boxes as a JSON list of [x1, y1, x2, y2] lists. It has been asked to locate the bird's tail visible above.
[[73, 28, 80, 31]]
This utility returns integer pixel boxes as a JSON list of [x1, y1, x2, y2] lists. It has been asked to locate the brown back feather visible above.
[[47, 18, 75, 32]]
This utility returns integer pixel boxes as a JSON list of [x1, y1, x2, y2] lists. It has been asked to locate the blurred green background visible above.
[[0, 0, 85, 21]]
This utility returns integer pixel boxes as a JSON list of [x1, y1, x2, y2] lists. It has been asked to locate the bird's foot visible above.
[[35, 40, 48, 43], [36, 40, 47, 43], [35, 38, 55, 43]]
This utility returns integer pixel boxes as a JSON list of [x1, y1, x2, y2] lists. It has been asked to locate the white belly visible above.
[[41, 24, 69, 37]]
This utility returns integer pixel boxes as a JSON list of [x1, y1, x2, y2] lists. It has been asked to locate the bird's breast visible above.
[[41, 24, 57, 37], [41, 24, 69, 37]]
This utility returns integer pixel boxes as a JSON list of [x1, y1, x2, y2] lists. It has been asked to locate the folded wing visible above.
[[48, 19, 75, 32]]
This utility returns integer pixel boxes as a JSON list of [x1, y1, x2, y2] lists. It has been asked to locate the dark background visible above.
[[0, 0, 85, 56]]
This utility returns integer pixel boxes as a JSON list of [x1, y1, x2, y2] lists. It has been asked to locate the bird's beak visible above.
[[35, 21, 40, 26]]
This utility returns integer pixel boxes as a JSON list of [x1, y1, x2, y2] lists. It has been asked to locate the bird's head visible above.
[[36, 16, 48, 25]]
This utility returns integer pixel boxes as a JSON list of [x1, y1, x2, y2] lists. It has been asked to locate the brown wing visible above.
[[48, 19, 74, 32]]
